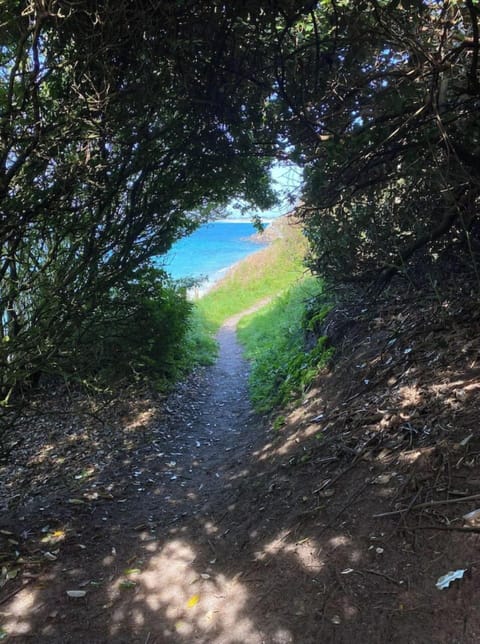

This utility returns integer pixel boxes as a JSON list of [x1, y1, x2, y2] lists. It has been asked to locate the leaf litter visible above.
[[1, 284, 480, 641]]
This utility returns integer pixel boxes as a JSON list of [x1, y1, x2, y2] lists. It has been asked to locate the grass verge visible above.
[[186, 216, 332, 412], [183, 306, 218, 367], [237, 278, 333, 412], [196, 216, 307, 329]]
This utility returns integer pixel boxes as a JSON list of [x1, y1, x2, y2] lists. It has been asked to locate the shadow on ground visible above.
[[2, 292, 480, 643]]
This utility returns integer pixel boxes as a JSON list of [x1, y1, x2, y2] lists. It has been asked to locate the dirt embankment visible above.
[[1, 283, 480, 642]]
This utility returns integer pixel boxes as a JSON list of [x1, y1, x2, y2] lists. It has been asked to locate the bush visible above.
[[60, 266, 195, 387]]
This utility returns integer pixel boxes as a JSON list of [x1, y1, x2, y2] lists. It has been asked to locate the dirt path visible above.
[[3, 305, 305, 643], [3, 298, 480, 643]]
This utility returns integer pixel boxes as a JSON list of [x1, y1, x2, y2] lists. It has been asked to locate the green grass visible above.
[[196, 217, 307, 329], [183, 306, 218, 366], [187, 216, 332, 412], [237, 277, 333, 412]]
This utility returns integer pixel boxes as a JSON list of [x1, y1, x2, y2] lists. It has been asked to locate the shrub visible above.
[[62, 266, 195, 387]]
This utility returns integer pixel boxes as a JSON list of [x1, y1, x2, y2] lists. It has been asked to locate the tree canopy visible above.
[[267, 1, 480, 287], [0, 0, 279, 399], [1, 0, 479, 401]]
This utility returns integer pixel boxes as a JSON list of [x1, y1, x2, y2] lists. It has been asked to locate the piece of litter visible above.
[[463, 509, 480, 525], [341, 568, 354, 575], [436, 569, 467, 590], [376, 547, 384, 554], [331, 615, 341, 625]]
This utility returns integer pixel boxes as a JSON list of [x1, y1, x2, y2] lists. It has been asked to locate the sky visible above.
[[222, 161, 304, 222], [267, 162, 304, 218]]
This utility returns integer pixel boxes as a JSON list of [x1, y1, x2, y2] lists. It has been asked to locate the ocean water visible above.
[[159, 221, 267, 285]]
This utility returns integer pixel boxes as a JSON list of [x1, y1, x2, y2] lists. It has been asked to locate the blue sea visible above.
[[159, 221, 267, 286]]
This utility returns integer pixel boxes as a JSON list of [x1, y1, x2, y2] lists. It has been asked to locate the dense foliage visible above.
[[266, 1, 480, 287], [238, 278, 332, 412], [0, 1, 278, 400], [2, 1, 479, 405]]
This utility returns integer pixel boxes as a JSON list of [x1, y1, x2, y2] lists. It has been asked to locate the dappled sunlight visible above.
[[2, 586, 40, 636], [123, 407, 157, 432], [397, 446, 436, 465], [253, 530, 324, 574], [106, 537, 267, 643], [253, 417, 324, 462], [4, 253, 480, 643], [329, 534, 351, 549], [397, 384, 423, 409]]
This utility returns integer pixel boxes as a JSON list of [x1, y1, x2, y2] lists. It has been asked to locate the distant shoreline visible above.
[[187, 248, 264, 300], [187, 214, 294, 300]]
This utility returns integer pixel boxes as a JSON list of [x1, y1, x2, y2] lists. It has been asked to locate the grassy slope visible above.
[[237, 277, 330, 412], [193, 215, 331, 412], [196, 216, 307, 328]]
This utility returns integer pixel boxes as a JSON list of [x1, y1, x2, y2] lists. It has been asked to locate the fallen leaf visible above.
[[124, 568, 141, 575], [66, 590, 87, 598], [52, 530, 65, 539], [119, 580, 137, 589], [186, 594, 200, 608], [67, 498, 86, 505]]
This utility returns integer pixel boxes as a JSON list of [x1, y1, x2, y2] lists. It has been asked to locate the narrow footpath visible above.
[[3, 299, 480, 643], [4, 306, 314, 643]]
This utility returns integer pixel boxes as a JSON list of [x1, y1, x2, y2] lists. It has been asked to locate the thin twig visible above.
[[387, 489, 423, 540], [405, 524, 480, 534], [374, 493, 480, 518], [360, 568, 403, 586], [314, 433, 382, 494]]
